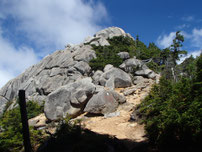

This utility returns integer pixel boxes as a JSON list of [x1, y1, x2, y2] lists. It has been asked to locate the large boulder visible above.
[[84, 27, 134, 47], [28, 113, 47, 129], [119, 57, 157, 79], [44, 78, 96, 121], [84, 36, 110, 46], [119, 57, 146, 73], [108, 90, 126, 104], [103, 64, 114, 72], [98, 37, 110, 46], [36, 75, 69, 95], [135, 69, 157, 79], [88, 37, 110, 46], [122, 83, 149, 96], [133, 76, 150, 85], [117, 52, 130, 60], [84, 89, 125, 115], [74, 61, 91, 75], [95, 85, 105, 93], [45, 87, 73, 121], [73, 45, 96, 62], [92, 70, 103, 85], [105, 77, 115, 90], [99, 66, 132, 88], [95, 27, 128, 39]]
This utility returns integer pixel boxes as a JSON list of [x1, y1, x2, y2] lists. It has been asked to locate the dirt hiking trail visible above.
[[77, 81, 155, 142]]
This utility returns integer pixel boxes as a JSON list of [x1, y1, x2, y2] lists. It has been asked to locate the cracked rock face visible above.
[[95, 27, 128, 39], [0, 45, 96, 115], [84, 90, 123, 115], [0, 26, 131, 115], [99, 65, 132, 88], [117, 52, 130, 60], [44, 78, 96, 121], [0, 26, 158, 119], [84, 26, 132, 46]]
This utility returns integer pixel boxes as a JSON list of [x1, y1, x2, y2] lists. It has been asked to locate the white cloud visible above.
[[157, 28, 202, 50], [156, 32, 176, 49], [192, 28, 202, 48], [0, 0, 108, 88], [0, 68, 14, 88], [156, 29, 202, 64], [190, 50, 202, 57], [183, 28, 202, 49], [0, 27, 39, 88], [176, 24, 190, 30], [0, 0, 108, 49], [178, 50, 202, 64], [181, 16, 195, 22], [180, 31, 191, 39]]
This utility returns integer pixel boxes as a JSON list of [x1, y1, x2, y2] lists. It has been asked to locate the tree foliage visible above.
[[170, 31, 187, 65], [26, 101, 44, 120], [0, 101, 44, 152], [137, 54, 202, 151], [89, 36, 162, 71], [176, 55, 197, 79], [160, 31, 188, 81], [89, 36, 135, 70]]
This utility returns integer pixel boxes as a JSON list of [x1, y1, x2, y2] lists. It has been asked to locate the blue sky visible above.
[[101, 0, 202, 50], [0, 0, 202, 88]]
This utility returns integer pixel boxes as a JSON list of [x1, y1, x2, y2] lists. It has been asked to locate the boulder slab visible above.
[[117, 52, 130, 60], [44, 78, 96, 121], [84, 90, 119, 115], [100, 67, 132, 88]]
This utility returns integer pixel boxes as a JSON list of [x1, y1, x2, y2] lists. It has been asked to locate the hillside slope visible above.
[[0, 27, 158, 116]]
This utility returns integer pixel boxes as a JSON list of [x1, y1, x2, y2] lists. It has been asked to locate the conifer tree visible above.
[[170, 31, 187, 65], [162, 31, 187, 81]]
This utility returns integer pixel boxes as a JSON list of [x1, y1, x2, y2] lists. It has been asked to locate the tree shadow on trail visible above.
[[36, 124, 156, 152]]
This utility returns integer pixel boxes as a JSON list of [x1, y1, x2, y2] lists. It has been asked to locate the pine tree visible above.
[[162, 31, 187, 81], [170, 31, 187, 65]]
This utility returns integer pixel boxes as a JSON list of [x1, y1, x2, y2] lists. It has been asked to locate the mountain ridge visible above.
[[0, 26, 159, 117]]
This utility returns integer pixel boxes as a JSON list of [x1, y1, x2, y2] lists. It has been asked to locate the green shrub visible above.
[[146, 60, 164, 73], [89, 36, 137, 71], [0, 101, 44, 152], [137, 54, 202, 151], [89, 47, 123, 71], [3, 100, 13, 113], [0, 108, 23, 152], [26, 100, 44, 119], [89, 36, 162, 71], [37, 115, 82, 152]]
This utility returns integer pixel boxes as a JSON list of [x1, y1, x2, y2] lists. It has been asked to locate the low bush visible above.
[[89, 36, 162, 72], [137, 55, 202, 151], [0, 100, 44, 152], [89, 36, 135, 71], [26, 100, 44, 119]]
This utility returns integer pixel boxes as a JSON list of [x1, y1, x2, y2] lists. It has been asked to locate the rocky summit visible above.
[[0, 26, 159, 122]]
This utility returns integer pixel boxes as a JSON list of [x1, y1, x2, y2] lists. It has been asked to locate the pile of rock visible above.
[[92, 64, 132, 89], [83, 27, 133, 46], [0, 27, 159, 122]]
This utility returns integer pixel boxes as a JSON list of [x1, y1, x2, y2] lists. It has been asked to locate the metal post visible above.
[[19, 90, 32, 152]]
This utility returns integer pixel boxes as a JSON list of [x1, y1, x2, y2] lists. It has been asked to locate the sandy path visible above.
[[78, 85, 154, 142]]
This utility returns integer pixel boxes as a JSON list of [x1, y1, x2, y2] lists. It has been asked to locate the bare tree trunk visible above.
[[171, 67, 176, 82]]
